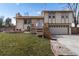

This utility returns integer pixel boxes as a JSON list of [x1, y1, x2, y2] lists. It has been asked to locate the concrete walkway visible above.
[[50, 35, 79, 56]]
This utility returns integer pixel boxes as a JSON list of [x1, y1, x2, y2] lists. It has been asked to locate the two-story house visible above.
[[15, 10, 74, 35]]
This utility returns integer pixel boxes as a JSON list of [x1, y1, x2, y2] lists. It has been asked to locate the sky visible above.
[[0, 3, 68, 25]]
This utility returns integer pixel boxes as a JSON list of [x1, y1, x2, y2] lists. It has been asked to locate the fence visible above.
[[71, 27, 79, 34]]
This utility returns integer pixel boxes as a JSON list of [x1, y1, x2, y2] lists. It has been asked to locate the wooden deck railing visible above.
[[71, 27, 79, 34]]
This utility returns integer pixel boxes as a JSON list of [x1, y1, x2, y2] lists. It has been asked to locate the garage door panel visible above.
[[49, 27, 68, 35]]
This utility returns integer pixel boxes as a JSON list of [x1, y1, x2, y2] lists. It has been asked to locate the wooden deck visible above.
[[30, 23, 52, 39]]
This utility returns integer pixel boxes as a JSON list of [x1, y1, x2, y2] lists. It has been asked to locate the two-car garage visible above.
[[49, 24, 70, 35]]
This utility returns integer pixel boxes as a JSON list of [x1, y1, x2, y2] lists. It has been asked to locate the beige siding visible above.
[[49, 19, 52, 23], [16, 18, 44, 31], [44, 12, 73, 24], [16, 19, 24, 31], [44, 13, 48, 23], [55, 13, 61, 23], [31, 19, 37, 25], [69, 13, 74, 23], [61, 19, 65, 23], [66, 19, 69, 23], [32, 19, 44, 25]]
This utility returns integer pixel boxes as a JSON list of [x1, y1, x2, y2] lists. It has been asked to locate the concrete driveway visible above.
[[51, 35, 79, 56]]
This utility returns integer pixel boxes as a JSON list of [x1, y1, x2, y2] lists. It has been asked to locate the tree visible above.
[[5, 17, 12, 27], [67, 3, 78, 27], [0, 16, 4, 27]]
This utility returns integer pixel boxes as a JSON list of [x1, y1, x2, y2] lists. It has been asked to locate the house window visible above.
[[27, 19, 31, 24], [61, 16, 64, 18], [36, 20, 44, 28], [52, 16, 55, 18], [24, 19, 31, 24], [52, 13, 55, 19], [24, 19, 27, 24], [49, 15, 51, 18], [65, 13, 69, 19], [49, 13, 56, 19], [66, 16, 69, 18]]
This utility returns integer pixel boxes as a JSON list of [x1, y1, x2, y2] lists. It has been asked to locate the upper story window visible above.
[[49, 15, 51, 18], [27, 19, 31, 24], [52, 16, 55, 18], [61, 13, 69, 19], [24, 19, 27, 24], [66, 16, 69, 19], [65, 13, 69, 19], [24, 19, 31, 24], [61, 16, 64, 18], [48, 13, 55, 19], [52, 13, 55, 19]]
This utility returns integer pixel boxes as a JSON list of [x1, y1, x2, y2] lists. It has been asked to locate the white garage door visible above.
[[49, 27, 69, 35]]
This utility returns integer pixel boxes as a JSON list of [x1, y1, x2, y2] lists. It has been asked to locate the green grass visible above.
[[0, 33, 53, 56]]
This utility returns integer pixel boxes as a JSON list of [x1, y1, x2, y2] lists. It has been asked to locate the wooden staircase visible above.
[[31, 24, 44, 37], [31, 23, 52, 39], [36, 28, 44, 37]]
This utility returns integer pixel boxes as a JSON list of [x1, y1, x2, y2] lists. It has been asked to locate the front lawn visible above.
[[0, 33, 53, 56]]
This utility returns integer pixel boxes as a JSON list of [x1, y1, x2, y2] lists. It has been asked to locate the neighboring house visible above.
[[16, 10, 74, 35], [0, 26, 15, 32]]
